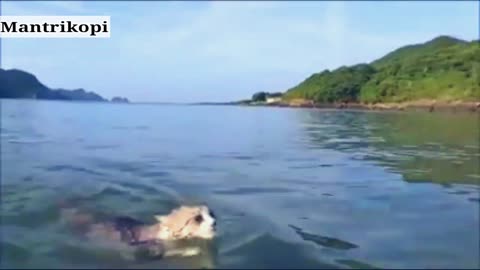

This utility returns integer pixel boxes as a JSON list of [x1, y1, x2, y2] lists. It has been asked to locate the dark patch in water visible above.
[[447, 190, 471, 195], [467, 198, 480, 203], [232, 155, 254, 160], [289, 225, 358, 250], [22, 176, 34, 182], [319, 164, 334, 167], [214, 187, 292, 195], [322, 193, 333, 197]]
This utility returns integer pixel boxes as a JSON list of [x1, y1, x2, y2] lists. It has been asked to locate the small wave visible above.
[[8, 139, 50, 145], [40, 165, 106, 176]]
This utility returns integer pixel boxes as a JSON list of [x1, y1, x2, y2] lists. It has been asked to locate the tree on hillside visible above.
[[267, 92, 283, 98], [252, 92, 267, 102]]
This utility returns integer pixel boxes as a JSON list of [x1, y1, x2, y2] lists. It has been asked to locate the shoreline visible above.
[[236, 100, 480, 113], [3, 98, 479, 113]]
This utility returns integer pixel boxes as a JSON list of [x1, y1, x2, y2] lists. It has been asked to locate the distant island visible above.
[[0, 68, 129, 103], [111, 96, 130, 103], [235, 35, 480, 111]]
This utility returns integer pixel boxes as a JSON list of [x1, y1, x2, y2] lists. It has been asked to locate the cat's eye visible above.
[[194, 214, 204, 223]]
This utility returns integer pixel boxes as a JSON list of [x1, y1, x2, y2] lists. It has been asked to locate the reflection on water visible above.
[[300, 110, 480, 185], [1, 100, 479, 269]]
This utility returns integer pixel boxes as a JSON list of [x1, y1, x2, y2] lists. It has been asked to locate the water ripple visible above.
[[40, 165, 106, 176]]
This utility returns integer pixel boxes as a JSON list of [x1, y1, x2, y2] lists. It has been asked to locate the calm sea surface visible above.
[[1, 99, 479, 269]]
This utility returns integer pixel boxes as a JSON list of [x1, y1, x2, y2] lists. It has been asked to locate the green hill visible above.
[[0, 68, 47, 98], [283, 64, 376, 103], [0, 68, 107, 101], [284, 36, 480, 103]]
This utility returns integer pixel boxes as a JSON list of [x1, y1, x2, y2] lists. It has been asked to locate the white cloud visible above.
[[116, 1, 354, 74]]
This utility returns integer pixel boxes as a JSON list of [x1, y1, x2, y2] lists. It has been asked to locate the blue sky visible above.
[[1, 1, 478, 103]]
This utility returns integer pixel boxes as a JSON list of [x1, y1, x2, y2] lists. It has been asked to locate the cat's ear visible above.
[[154, 215, 166, 223]]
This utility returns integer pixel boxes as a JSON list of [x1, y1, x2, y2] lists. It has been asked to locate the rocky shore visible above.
[[241, 99, 480, 113]]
